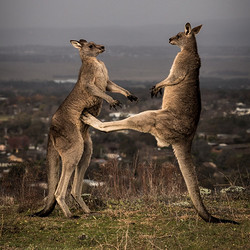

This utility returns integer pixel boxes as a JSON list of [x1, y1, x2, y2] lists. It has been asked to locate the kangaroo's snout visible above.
[[98, 45, 105, 52], [169, 37, 175, 45]]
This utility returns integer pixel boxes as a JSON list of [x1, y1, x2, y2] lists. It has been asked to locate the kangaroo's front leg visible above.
[[151, 73, 187, 97], [107, 80, 138, 102], [82, 110, 158, 134], [86, 79, 122, 109]]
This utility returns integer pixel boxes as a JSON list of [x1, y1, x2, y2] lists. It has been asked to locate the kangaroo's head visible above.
[[70, 39, 105, 58], [169, 23, 202, 51]]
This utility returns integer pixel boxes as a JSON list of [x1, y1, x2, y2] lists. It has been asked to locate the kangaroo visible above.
[[82, 24, 238, 224], [33, 39, 138, 218]]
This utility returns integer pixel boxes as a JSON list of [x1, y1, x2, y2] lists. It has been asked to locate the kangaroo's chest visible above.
[[94, 61, 109, 90]]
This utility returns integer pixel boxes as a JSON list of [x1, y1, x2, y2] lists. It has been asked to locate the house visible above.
[[8, 154, 23, 163]]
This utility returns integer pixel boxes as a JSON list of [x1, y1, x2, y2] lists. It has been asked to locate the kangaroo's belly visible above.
[[162, 80, 201, 119]]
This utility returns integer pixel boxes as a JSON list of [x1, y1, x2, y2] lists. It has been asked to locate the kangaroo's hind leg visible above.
[[71, 132, 92, 213], [54, 140, 84, 218], [81, 110, 174, 147], [82, 110, 159, 134]]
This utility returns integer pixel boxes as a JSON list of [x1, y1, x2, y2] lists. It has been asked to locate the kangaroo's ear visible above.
[[185, 23, 192, 35], [79, 39, 87, 44], [192, 25, 202, 35], [70, 40, 82, 49]]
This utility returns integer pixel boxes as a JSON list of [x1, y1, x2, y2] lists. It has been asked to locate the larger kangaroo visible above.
[[82, 24, 238, 224], [34, 39, 137, 218]]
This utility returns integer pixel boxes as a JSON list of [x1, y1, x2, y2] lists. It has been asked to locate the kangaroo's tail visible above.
[[172, 142, 239, 225], [32, 138, 60, 217]]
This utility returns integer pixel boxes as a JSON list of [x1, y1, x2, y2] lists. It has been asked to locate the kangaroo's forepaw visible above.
[[109, 100, 122, 110], [150, 86, 162, 98], [127, 94, 138, 102]]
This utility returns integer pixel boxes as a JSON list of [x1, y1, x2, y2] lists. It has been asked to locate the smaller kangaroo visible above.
[[82, 24, 238, 224], [33, 39, 137, 218]]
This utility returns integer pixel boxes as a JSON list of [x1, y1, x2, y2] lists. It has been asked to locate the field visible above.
[[0, 194, 249, 249], [0, 115, 12, 122]]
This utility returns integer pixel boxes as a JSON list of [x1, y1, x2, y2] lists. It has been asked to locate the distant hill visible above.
[[0, 19, 249, 47], [0, 44, 249, 82]]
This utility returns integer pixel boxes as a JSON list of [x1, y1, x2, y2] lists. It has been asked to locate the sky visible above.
[[0, 0, 249, 46]]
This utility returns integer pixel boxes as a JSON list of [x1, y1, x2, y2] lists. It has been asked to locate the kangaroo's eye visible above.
[[176, 35, 180, 39], [89, 45, 93, 48]]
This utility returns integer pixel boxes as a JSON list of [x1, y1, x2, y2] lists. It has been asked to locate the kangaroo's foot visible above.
[[71, 194, 91, 214], [30, 200, 57, 217], [81, 112, 101, 128], [207, 215, 239, 225]]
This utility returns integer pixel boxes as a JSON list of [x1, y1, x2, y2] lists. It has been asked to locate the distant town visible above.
[[0, 78, 249, 189]]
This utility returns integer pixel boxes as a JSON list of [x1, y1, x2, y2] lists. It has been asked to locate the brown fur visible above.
[[33, 39, 137, 217], [82, 24, 238, 224]]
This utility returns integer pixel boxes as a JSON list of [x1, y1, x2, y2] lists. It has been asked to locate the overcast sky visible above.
[[0, 0, 249, 46], [0, 0, 249, 29]]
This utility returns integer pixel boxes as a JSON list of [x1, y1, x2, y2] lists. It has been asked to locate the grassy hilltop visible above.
[[0, 194, 249, 249]]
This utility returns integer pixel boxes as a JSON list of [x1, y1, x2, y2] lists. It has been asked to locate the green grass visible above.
[[0, 197, 249, 249]]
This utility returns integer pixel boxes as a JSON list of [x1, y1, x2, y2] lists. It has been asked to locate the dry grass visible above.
[[90, 159, 186, 201]]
